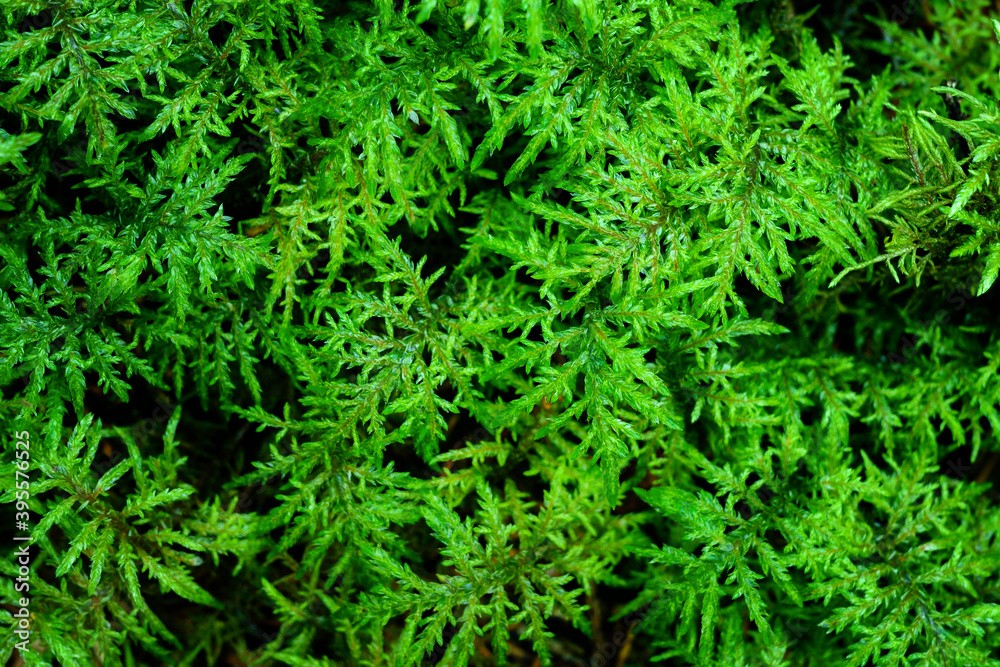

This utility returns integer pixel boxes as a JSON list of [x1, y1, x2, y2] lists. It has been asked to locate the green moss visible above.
[[2, 1, 1000, 665]]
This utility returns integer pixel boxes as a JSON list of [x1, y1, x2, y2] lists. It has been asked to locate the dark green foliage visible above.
[[2, 0, 1000, 665]]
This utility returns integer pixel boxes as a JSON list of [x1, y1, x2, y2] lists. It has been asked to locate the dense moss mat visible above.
[[3, 0, 1000, 665]]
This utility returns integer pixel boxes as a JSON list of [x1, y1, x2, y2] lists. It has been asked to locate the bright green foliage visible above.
[[2, 0, 1000, 666]]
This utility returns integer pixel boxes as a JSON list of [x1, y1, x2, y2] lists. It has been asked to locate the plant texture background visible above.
[[2, 0, 1000, 665]]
